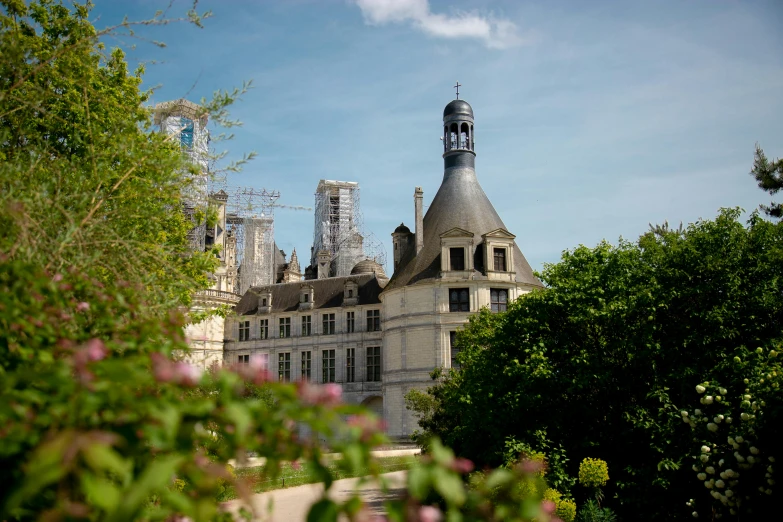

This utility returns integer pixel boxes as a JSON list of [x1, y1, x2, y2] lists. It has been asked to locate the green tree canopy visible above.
[[411, 208, 783, 520], [751, 145, 783, 219]]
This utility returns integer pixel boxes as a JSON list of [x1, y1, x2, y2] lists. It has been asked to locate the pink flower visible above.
[[291, 460, 301, 470], [84, 338, 107, 361], [451, 457, 474, 474], [76, 302, 90, 312], [418, 506, 442, 522], [298, 382, 343, 406], [175, 362, 203, 386], [541, 500, 557, 515], [53, 274, 63, 282]]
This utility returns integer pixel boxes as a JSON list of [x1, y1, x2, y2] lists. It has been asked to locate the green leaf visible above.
[[307, 499, 338, 522], [407, 466, 431, 500]]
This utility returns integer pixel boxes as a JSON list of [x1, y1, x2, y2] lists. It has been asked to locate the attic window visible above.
[[493, 248, 507, 271], [450, 247, 465, 271], [262, 298, 267, 307], [303, 294, 309, 303], [348, 289, 353, 298]]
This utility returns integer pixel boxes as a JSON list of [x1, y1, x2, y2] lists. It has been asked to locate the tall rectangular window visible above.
[[238, 354, 250, 364], [301, 315, 312, 337], [346, 348, 355, 383], [322, 349, 335, 383], [180, 117, 194, 149], [279, 317, 291, 338], [490, 288, 508, 313], [450, 247, 465, 271], [259, 319, 268, 340], [493, 248, 507, 271], [346, 312, 355, 333], [301, 351, 311, 381], [238, 320, 250, 341], [322, 313, 335, 335], [366, 309, 380, 332], [366, 346, 381, 382], [449, 331, 460, 369], [278, 353, 290, 382], [449, 288, 470, 312]]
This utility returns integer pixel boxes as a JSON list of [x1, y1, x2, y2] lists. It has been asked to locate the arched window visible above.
[[460, 123, 469, 149], [449, 123, 458, 151], [444, 126, 449, 152], [470, 125, 474, 150]]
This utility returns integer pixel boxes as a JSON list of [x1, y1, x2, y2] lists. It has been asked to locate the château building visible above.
[[220, 97, 543, 439]]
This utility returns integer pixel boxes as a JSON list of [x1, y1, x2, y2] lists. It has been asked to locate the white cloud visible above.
[[353, 0, 523, 49]]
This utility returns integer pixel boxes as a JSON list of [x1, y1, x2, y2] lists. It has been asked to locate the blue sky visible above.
[[91, 0, 783, 274]]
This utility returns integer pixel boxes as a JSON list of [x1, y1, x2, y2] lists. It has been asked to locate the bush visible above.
[[578, 458, 609, 488]]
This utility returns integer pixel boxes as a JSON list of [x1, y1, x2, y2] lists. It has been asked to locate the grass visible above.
[[219, 455, 416, 501]]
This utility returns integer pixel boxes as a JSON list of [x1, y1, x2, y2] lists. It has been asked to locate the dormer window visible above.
[[493, 248, 506, 271], [257, 291, 273, 314], [481, 228, 516, 282], [299, 285, 314, 311], [440, 227, 474, 277], [450, 247, 465, 271], [343, 280, 359, 307]]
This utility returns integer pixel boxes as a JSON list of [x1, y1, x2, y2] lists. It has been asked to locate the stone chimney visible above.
[[414, 187, 424, 254]]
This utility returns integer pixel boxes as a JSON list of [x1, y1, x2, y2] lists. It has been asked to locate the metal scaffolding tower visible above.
[[224, 187, 281, 294], [154, 99, 212, 252], [312, 180, 386, 277]]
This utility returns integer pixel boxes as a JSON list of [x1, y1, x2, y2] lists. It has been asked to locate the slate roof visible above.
[[234, 273, 384, 316], [383, 163, 543, 292]]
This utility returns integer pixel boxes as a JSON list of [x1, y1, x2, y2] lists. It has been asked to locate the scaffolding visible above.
[[312, 180, 387, 277], [154, 99, 212, 252], [224, 187, 281, 294]]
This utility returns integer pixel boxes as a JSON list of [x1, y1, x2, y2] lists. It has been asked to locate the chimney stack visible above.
[[414, 187, 424, 254]]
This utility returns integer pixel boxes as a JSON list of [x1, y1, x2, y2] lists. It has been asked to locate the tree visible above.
[[411, 208, 783, 521], [751, 145, 783, 219]]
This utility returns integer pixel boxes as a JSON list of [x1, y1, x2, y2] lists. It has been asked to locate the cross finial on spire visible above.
[[454, 81, 461, 99]]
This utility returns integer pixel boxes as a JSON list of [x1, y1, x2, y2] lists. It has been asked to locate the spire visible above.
[[289, 248, 300, 273]]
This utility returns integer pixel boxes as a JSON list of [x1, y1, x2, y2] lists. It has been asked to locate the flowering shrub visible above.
[[578, 459, 609, 489], [682, 343, 780, 519]]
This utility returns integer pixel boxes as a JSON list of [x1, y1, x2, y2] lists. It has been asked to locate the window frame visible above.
[[279, 317, 291, 338], [301, 315, 312, 336], [278, 352, 291, 382], [490, 288, 508, 313], [238, 320, 250, 341], [238, 354, 250, 365], [322, 349, 336, 383], [493, 248, 507, 272], [449, 247, 465, 271], [346, 311, 355, 333], [449, 331, 460, 369], [366, 346, 381, 382], [448, 288, 470, 312], [366, 309, 380, 332], [346, 347, 355, 383], [259, 319, 268, 340], [322, 313, 336, 335], [301, 350, 312, 380]]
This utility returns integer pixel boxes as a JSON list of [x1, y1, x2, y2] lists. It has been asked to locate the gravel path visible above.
[[223, 471, 407, 521]]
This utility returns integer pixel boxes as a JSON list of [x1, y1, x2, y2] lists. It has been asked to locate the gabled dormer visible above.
[[481, 228, 516, 282], [299, 284, 314, 311], [256, 290, 273, 314], [440, 227, 475, 278], [343, 279, 359, 307]]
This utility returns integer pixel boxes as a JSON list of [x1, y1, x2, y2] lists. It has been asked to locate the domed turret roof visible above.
[[351, 258, 387, 279], [443, 99, 474, 119], [394, 223, 411, 234]]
